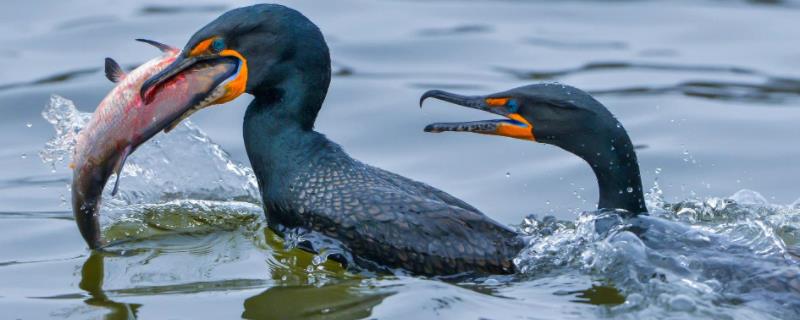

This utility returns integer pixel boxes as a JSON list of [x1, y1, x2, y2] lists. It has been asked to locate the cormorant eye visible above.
[[211, 38, 226, 52], [508, 99, 519, 113]]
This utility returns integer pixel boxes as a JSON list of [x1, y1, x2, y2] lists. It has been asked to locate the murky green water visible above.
[[2, 0, 800, 319]]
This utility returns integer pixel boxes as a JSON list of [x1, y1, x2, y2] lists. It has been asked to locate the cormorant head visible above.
[[421, 84, 648, 214], [140, 4, 331, 129], [420, 84, 629, 158]]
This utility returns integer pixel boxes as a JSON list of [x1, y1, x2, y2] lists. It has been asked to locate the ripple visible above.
[[138, 5, 228, 16], [498, 61, 800, 104], [417, 24, 493, 37], [0, 67, 98, 92], [498, 61, 761, 80], [524, 37, 627, 50]]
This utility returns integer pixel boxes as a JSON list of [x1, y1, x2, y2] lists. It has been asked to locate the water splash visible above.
[[514, 188, 800, 319], [40, 95, 91, 171], [40, 95, 262, 239]]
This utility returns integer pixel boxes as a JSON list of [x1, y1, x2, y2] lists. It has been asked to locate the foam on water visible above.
[[40, 96, 800, 319], [514, 183, 800, 318]]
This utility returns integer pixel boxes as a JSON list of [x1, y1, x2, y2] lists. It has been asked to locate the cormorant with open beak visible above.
[[420, 85, 647, 215]]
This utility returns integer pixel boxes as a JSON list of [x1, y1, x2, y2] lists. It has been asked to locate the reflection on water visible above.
[[79, 252, 140, 320], [560, 285, 626, 305], [3, 0, 800, 319], [243, 280, 389, 320]]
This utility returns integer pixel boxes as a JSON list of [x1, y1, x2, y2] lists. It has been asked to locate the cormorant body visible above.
[[143, 4, 522, 276]]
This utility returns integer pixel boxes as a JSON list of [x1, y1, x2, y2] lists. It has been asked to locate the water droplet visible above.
[[655, 167, 662, 174], [25, 123, 32, 128], [626, 187, 634, 193], [20, 153, 27, 159], [505, 172, 510, 178]]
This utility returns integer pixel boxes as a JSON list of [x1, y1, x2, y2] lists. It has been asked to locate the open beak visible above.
[[419, 90, 535, 141], [140, 49, 248, 132]]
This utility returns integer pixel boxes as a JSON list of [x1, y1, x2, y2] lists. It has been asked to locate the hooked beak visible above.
[[419, 90, 535, 141], [140, 49, 248, 131]]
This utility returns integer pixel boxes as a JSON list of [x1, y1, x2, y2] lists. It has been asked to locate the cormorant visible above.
[[140, 4, 522, 276], [420, 85, 647, 215]]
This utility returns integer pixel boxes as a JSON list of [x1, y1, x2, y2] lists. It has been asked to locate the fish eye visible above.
[[211, 38, 226, 52]]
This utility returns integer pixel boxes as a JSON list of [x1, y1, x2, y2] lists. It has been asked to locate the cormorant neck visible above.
[[243, 70, 330, 162], [243, 95, 328, 198], [250, 61, 331, 131], [562, 127, 647, 215], [242, 23, 333, 199]]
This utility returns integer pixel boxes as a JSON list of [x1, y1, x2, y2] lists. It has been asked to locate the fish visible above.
[[71, 39, 240, 249]]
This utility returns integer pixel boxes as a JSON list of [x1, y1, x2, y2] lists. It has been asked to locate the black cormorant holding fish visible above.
[[139, 4, 522, 275]]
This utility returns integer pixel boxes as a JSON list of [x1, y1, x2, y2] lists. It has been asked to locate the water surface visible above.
[[1, 0, 800, 319]]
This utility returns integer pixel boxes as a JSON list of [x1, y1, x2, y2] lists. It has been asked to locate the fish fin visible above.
[[135, 38, 178, 53], [111, 145, 132, 197], [104, 58, 125, 83]]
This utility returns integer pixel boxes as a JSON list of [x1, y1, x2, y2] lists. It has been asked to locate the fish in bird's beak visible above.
[[419, 90, 535, 141], [139, 37, 248, 132], [71, 38, 245, 249]]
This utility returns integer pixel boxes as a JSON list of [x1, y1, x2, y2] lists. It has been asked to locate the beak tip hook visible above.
[[419, 90, 440, 108]]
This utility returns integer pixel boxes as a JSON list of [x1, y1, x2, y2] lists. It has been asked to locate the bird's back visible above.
[[266, 140, 522, 275]]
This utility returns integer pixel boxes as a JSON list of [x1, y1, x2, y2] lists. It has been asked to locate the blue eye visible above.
[[211, 38, 225, 52], [508, 99, 519, 113]]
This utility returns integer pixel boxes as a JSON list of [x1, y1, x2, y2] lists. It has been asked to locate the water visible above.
[[2, 0, 800, 319]]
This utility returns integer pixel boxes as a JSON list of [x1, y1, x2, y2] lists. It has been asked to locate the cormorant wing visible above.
[[369, 165, 484, 215]]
